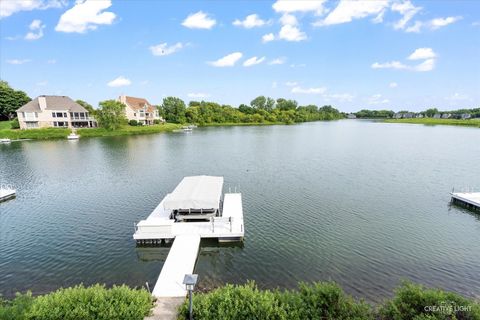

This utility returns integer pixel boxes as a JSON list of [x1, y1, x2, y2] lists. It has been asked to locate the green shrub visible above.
[[153, 119, 161, 124], [0, 292, 35, 320], [10, 118, 20, 129], [378, 281, 480, 320], [128, 119, 138, 126], [178, 281, 373, 320], [0, 284, 153, 320]]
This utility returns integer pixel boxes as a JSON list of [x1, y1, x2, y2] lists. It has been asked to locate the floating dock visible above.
[[451, 192, 480, 211], [0, 188, 16, 202], [133, 176, 244, 300], [152, 235, 201, 297]]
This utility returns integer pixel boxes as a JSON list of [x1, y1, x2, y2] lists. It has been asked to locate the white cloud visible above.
[[406, 16, 462, 32], [372, 48, 436, 72], [55, 0, 116, 33], [182, 11, 216, 29], [290, 63, 306, 68], [473, 21, 480, 27], [25, 19, 45, 40], [233, 14, 268, 28], [371, 61, 408, 70], [188, 92, 211, 98], [243, 56, 266, 67], [272, 0, 326, 14], [0, 0, 65, 18], [280, 13, 298, 26], [208, 52, 243, 67], [107, 76, 131, 87], [278, 24, 306, 41], [150, 42, 184, 56], [391, 0, 421, 30], [47, 59, 56, 64], [446, 93, 470, 102], [272, 81, 278, 89], [6, 59, 31, 65], [368, 94, 389, 105], [389, 82, 398, 88], [314, 0, 389, 26], [408, 48, 436, 60], [413, 58, 435, 72], [262, 33, 275, 43], [285, 81, 298, 87], [269, 57, 286, 65], [430, 16, 462, 29], [291, 86, 327, 94]]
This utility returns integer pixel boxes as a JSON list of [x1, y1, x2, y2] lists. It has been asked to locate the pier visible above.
[[134, 176, 244, 304], [451, 191, 480, 211]]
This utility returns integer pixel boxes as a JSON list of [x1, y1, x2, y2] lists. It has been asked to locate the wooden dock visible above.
[[152, 235, 201, 297], [451, 192, 480, 211]]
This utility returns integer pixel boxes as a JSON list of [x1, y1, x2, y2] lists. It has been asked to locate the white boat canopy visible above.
[[163, 176, 224, 210]]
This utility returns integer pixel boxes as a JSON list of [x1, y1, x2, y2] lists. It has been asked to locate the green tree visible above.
[[250, 96, 276, 112], [96, 100, 127, 130], [276, 98, 298, 111], [76, 99, 96, 116], [0, 80, 31, 120], [160, 97, 186, 123], [424, 108, 438, 117]]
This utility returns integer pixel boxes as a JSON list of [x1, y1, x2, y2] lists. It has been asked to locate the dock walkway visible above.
[[0, 188, 16, 202], [152, 234, 201, 297], [451, 192, 480, 210]]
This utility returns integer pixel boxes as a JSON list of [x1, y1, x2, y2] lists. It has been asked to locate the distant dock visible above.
[[451, 192, 480, 211], [0, 186, 16, 202]]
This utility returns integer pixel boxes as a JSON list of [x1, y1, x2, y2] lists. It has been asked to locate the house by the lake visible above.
[[118, 95, 162, 125], [16, 95, 96, 129]]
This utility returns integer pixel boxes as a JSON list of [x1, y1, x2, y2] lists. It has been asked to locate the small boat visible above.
[[0, 138, 11, 143], [67, 130, 80, 140], [0, 185, 16, 202], [182, 127, 193, 132]]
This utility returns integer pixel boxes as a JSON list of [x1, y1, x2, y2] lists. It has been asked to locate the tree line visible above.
[[354, 107, 480, 119]]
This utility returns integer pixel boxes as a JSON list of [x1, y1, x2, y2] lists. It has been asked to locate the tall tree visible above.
[[96, 100, 127, 130], [160, 97, 186, 123], [76, 99, 96, 116], [276, 98, 298, 111], [0, 81, 31, 120], [250, 96, 275, 112]]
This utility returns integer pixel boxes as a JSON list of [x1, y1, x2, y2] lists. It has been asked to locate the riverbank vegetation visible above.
[[1, 281, 478, 319], [0, 123, 182, 140], [384, 118, 480, 127], [0, 284, 153, 320], [159, 96, 344, 125], [179, 281, 480, 320]]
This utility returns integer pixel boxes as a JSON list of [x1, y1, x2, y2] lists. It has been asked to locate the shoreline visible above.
[[383, 118, 480, 128]]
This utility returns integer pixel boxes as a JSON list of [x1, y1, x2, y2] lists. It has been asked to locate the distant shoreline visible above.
[[383, 118, 480, 128]]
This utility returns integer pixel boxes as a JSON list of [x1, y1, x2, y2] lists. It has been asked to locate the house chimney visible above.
[[38, 96, 47, 110]]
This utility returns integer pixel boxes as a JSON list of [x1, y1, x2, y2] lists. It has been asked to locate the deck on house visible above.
[[152, 234, 201, 297], [451, 192, 480, 210], [0, 188, 16, 202], [133, 193, 244, 241]]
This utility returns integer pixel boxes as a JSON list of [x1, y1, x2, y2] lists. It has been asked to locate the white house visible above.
[[16, 95, 96, 129], [118, 95, 162, 125]]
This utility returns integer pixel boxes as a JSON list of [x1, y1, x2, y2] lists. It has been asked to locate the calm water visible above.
[[1, 120, 479, 301]]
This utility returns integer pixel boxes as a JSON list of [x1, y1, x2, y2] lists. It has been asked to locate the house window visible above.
[[26, 122, 38, 128], [134, 113, 136, 116], [52, 112, 56, 118], [64, 112, 67, 118], [56, 112, 63, 117]]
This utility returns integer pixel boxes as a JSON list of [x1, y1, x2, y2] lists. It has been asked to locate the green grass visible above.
[[384, 118, 480, 128], [0, 123, 182, 140], [199, 121, 284, 127], [0, 121, 13, 130]]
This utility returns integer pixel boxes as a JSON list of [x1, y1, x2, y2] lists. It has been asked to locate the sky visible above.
[[1, 0, 479, 112]]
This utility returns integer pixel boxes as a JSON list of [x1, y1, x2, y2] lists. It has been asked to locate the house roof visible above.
[[122, 96, 156, 113], [17, 96, 88, 112]]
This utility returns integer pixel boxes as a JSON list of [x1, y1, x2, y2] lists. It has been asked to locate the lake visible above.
[[1, 120, 479, 301]]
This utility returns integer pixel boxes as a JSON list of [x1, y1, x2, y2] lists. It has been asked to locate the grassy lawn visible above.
[[0, 120, 13, 130], [384, 118, 480, 128], [0, 123, 182, 140]]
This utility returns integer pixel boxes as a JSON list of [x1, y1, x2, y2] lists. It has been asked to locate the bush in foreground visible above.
[[0, 284, 153, 320], [178, 281, 480, 320]]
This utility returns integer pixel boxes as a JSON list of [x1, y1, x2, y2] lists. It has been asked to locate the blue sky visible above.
[[1, 0, 479, 112]]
